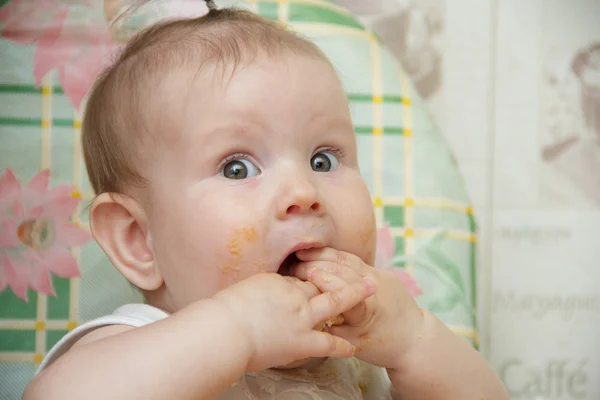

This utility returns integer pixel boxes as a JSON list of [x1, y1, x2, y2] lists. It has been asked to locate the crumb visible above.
[[419, 309, 425, 316], [358, 382, 368, 394], [325, 315, 344, 327], [315, 315, 344, 332], [227, 237, 241, 256]]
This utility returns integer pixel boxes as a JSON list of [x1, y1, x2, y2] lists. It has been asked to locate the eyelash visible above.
[[221, 153, 251, 165], [317, 147, 345, 161], [218, 147, 345, 170]]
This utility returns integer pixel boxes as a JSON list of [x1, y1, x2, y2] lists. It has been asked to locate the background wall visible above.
[[339, 0, 600, 398]]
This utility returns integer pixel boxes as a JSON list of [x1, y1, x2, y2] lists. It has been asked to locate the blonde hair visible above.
[[82, 6, 329, 195]]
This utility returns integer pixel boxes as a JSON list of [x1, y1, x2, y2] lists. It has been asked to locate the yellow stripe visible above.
[[0, 353, 35, 363], [67, 321, 78, 331], [40, 75, 52, 170], [0, 320, 73, 330], [0, 320, 35, 329], [71, 109, 83, 324], [35, 293, 46, 360], [399, 70, 414, 200], [369, 33, 384, 229], [398, 68, 415, 273], [37, 74, 52, 360], [374, 196, 475, 215], [73, 110, 82, 216], [389, 228, 475, 243], [290, 23, 369, 39], [247, 0, 258, 13], [260, 0, 353, 15], [277, 0, 289, 26], [81, 190, 95, 201], [70, 263, 80, 322]]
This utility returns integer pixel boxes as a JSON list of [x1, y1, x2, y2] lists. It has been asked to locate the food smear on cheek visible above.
[[238, 226, 258, 242], [218, 226, 262, 289], [358, 222, 376, 266], [359, 224, 375, 246]]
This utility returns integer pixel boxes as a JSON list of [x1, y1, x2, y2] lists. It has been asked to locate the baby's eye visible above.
[[311, 151, 340, 172], [221, 159, 259, 179]]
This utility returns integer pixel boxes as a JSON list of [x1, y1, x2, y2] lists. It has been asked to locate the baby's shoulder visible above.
[[37, 304, 168, 374]]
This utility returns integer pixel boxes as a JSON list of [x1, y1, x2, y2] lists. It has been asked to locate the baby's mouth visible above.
[[276, 242, 325, 276], [277, 252, 300, 276]]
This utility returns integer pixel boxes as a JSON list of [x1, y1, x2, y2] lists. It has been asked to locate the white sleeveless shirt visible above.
[[37, 304, 393, 400]]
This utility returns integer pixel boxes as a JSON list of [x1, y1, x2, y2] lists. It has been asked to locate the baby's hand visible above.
[[213, 273, 374, 372], [291, 248, 423, 370]]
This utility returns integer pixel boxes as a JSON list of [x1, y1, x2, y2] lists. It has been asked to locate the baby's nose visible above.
[[275, 176, 324, 219]]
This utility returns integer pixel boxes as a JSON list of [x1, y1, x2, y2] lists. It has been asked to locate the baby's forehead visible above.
[[153, 51, 342, 119]]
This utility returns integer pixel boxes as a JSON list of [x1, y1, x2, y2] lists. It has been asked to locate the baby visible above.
[[23, 2, 509, 399]]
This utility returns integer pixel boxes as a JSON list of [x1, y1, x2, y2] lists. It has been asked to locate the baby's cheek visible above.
[[358, 209, 377, 265], [359, 226, 377, 265], [217, 226, 266, 289]]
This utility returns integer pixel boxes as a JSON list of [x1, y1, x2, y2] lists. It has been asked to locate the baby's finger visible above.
[[309, 279, 374, 326], [307, 269, 348, 293], [296, 247, 370, 276], [291, 261, 362, 283], [287, 277, 320, 299], [300, 331, 356, 359]]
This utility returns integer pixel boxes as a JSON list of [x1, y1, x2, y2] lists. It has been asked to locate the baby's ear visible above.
[[90, 193, 163, 290]]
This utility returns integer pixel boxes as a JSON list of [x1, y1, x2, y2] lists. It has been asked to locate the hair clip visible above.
[[205, 0, 217, 11]]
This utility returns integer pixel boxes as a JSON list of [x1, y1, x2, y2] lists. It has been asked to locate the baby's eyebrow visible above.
[[183, 121, 267, 152]]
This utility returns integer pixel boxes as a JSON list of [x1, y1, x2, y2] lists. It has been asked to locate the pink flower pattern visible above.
[[0, 0, 115, 109], [375, 224, 423, 297], [0, 169, 92, 301]]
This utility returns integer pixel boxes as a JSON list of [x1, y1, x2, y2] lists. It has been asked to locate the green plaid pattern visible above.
[[0, 1, 477, 398]]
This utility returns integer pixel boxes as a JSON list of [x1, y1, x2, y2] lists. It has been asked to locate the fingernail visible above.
[[364, 279, 375, 291]]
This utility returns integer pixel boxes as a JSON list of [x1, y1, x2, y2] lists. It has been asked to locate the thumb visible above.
[[340, 301, 370, 326], [300, 331, 356, 359]]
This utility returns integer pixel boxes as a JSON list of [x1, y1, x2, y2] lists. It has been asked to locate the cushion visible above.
[[0, 0, 478, 397]]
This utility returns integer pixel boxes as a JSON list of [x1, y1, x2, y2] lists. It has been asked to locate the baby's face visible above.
[[144, 54, 376, 311]]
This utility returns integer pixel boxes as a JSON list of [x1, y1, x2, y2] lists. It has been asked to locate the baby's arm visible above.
[[23, 298, 251, 400], [290, 248, 508, 400], [24, 273, 372, 400], [387, 309, 508, 400]]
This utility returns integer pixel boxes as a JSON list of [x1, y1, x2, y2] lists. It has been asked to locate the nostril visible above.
[[286, 205, 300, 214], [285, 203, 321, 214]]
